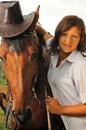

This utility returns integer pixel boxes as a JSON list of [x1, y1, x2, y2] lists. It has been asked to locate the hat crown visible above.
[[0, 1, 38, 38], [0, 1, 24, 25]]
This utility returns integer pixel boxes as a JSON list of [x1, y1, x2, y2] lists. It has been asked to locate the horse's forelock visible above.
[[2, 36, 25, 54], [2, 33, 39, 55]]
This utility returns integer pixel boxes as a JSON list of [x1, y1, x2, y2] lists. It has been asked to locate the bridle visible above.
[[4, 63, 39, 130], [3, 31, 47, 130]]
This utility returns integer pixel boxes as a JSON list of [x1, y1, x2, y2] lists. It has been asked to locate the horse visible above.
[[0, 6, 65, 130]]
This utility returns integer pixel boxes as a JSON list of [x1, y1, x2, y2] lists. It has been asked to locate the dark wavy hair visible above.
[[50, 15, 86, 54]]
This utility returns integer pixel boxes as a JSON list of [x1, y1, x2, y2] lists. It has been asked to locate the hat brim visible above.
[[0, 12, 35, 38]]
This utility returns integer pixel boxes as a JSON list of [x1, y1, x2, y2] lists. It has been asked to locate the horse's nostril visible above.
[[25, 108, 32, 120], [12, 108, 32, 125]]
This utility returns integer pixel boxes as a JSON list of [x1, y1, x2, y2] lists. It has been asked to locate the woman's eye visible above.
[[72, 35, 79, 39], [61, 33, 79, 39], [61, 33, 68, 38], [61, 33, 67, 36]]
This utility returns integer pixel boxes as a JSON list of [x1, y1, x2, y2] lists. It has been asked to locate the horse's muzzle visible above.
[[12, 108, 32, 125]]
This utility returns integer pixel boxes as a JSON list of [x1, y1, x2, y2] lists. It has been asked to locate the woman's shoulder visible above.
[[68, 50, 86, 67], [70, 51, 86, 75], [73, 51, 86, 67], [78, 51, 86, 61]]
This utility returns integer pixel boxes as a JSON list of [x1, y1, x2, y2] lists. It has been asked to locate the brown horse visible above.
[[0, 6, 65, 130]]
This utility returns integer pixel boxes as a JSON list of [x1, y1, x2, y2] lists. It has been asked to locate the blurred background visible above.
[[19, 0, 86, 35]]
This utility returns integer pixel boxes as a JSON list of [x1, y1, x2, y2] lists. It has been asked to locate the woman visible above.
[[36, 15, 86, 130]]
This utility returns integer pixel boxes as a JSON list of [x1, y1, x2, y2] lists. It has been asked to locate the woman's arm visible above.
[[36, 24, 52, 42], [46, 96, 86, 116]]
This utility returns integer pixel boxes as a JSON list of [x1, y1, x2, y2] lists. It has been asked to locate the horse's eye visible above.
[[0, 57, 4, 61], [32, 52, 38, 60]]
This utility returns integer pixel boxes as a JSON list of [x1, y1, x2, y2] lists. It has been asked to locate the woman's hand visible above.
[[46, 96, 86, 116], [45, 96, 62, 115]]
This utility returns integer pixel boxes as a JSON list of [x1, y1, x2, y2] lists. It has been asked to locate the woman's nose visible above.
[[65, 36, 72, 43]]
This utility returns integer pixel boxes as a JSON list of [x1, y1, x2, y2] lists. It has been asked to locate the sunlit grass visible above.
[[0, 79, 7, 86], [0, 108, 5, 129], [0, 83, 7, 130]]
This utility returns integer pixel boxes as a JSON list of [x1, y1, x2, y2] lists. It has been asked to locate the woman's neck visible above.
[[56, 50, 70, 67]]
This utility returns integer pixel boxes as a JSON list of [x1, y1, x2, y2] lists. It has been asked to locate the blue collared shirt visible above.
[[46, 38, 86, 130]]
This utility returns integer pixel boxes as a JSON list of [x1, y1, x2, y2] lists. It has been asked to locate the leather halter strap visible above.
[[3, 31, 40, 130]]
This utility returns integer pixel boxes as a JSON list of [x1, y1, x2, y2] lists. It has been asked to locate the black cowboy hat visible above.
[[0, 1, 36, 37]]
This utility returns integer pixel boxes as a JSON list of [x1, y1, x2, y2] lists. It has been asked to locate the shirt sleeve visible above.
[[46, 37, 52, 50], [79, 64, 86, 103], [73, 61, 86, 103]]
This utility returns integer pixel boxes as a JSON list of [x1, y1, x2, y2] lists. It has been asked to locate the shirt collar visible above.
[[51, 50, 80, 68], [66, 49, 79, 63]]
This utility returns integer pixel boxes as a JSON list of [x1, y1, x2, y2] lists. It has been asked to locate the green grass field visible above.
[[0, 84, 7, 130], [0, 63, 9, 129], [0, 108, 5, 129]]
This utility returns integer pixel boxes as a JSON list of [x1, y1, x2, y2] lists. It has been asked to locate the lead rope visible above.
[[45, 86, 52, 130], [4, 82, 13, 130], [4, 95, 13, 130]]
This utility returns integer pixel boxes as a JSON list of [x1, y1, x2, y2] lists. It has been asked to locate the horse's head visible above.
[[0, 6, 42, 126]]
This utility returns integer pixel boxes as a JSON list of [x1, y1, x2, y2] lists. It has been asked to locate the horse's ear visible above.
[[29, 5, 40, 31], [35, 5, 40, 21]]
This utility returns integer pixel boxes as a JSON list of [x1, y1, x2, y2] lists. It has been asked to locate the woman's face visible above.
[[59, 26, 81, 54]]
